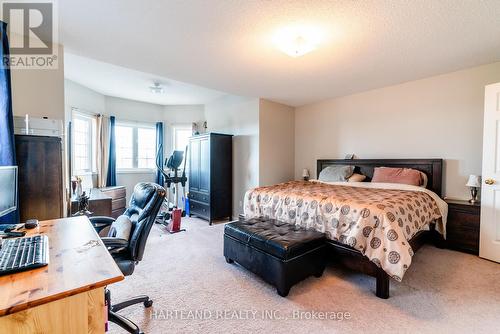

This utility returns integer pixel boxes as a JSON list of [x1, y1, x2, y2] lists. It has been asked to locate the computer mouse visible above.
[[24, 219, 39, 229]]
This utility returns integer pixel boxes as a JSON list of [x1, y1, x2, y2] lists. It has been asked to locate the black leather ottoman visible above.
[[224, 218, 326, 297]]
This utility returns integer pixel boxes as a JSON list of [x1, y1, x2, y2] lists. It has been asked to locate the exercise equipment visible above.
[[166, 208, 185, 233], [155, 145, 188, 233]]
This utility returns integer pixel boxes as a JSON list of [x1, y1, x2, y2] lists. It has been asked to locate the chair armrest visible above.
[[89, 216, 116, 225], [101, 237, 129, 254], [89, 216, 116, 233]]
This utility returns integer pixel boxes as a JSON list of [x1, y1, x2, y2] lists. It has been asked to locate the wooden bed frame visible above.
[[316, 158, 443, 299]]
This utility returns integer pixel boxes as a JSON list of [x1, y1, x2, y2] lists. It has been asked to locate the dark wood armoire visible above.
[[188, 133, 232, 224], [15, 135, 63, 222]]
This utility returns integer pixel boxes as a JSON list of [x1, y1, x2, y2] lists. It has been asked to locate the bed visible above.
[[244, 159, 445, 298]]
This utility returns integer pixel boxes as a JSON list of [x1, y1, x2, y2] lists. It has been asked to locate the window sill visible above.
[[73, 171, 97, 176], [117, 169, 156, 174]]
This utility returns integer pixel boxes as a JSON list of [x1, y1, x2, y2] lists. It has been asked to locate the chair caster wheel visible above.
[[225, 257, 234, 264], [144, 299, 153, 308], [277, 287, 290, 297]]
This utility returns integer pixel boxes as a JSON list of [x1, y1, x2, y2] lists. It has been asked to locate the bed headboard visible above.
[[316, 159, 443, 197]]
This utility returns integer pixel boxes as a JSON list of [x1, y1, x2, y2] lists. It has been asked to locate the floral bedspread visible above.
[[244, 181, 444, 281]]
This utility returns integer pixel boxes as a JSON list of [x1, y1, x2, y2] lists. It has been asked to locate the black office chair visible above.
[[90, 182, 166, 334]]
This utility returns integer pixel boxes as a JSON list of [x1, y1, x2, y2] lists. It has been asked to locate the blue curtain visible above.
[[0, 21, 18, 223], [155, 122, 164, 186], [106, 116, 117, 186]]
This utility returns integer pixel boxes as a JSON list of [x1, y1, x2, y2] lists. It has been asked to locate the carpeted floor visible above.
[[109, 217, 500, 334]]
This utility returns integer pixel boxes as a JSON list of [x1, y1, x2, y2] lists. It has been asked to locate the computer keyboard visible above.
[[0, 235, 49, 275]]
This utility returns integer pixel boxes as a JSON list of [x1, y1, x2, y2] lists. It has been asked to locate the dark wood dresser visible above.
[[70, 186, 126, 218], [188, 133, 232, 224], [70, 190, 111, 217], [15, 135, 63, 222], [101, 186, 127, 218], [445, 199, 481, 254]]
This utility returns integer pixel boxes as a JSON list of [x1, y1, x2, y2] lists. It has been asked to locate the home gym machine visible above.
[[155, 145, 188, 233]]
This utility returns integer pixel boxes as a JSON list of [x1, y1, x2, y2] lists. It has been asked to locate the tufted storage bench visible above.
[[224, 217, 326, 297]]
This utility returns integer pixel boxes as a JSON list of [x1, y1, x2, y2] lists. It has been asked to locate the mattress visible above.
[[244, 180, 448, 281]]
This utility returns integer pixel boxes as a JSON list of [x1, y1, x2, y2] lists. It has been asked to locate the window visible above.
[[116, 126, 134, 168], [138, 128, 156, 168], [173, 126, 192, 152], [171, 125, 191, 174], [116, 123, 156, 170], [72, 111, 96, 174]]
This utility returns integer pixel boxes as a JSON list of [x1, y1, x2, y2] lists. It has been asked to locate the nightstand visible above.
[[445, 199, 481, 254]]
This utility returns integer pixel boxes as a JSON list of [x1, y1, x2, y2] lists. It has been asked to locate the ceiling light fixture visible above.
[[149, 82, 164, 94], [272, 24, 324, 57]]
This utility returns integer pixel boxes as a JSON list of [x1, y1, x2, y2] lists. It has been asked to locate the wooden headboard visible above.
[[316, 159, 443, 197]]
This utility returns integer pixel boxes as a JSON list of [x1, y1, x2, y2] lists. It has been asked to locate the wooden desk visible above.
[[0, 216, 124, 333]]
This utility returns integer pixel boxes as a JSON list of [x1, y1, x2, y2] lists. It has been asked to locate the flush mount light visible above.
[[149, 82, 164, 94], [272, 24, 324, 57]]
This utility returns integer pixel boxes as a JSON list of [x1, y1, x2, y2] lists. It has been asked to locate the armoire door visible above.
[[189, 139, 200, 192], [199, 137, 210, 193], [480, 82, 500, 262]]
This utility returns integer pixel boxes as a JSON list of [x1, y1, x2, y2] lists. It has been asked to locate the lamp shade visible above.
[[302, 168, 310, 178], [466, 175, 481, 187]]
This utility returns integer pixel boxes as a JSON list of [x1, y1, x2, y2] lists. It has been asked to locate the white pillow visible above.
[[318, 165, 355, 182], [108, 215, 132, 240]]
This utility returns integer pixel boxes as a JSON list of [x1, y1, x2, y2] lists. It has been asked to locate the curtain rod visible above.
[[71, 107, 157, 126], [71, 107, 101, 117]]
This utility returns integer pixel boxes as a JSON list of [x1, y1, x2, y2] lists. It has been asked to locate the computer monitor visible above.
[[0, 166, 17, 219]]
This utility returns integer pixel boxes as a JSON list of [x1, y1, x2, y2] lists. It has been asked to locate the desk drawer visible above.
[[189, 191, 210, 204], [111, 198, 126, 212], [190, 200, 210, 218], [71, 199, 111, 217], [111, 209, 123, 219], [101, 187, 126, 200]]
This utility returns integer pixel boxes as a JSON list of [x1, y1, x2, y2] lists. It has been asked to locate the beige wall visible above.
[[12, 45, 65, 121], [205, 95, 260, 217], [204, 97, 295, 217], [295, 62, 500, 200], [105, 96, 164, 123], [259, 99, 295, 186], [10, 41, 66, 216], [64, 79, 105, 123]]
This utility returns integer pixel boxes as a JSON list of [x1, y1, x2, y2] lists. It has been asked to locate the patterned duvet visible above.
[[244, 180, 446, 281]]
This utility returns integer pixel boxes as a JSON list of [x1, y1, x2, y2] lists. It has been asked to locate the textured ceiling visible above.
[[59, 0, 500, 106]]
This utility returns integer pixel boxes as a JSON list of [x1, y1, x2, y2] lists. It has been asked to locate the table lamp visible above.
[[466, 175, 481, 204], [302, 168, 310, 181]]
